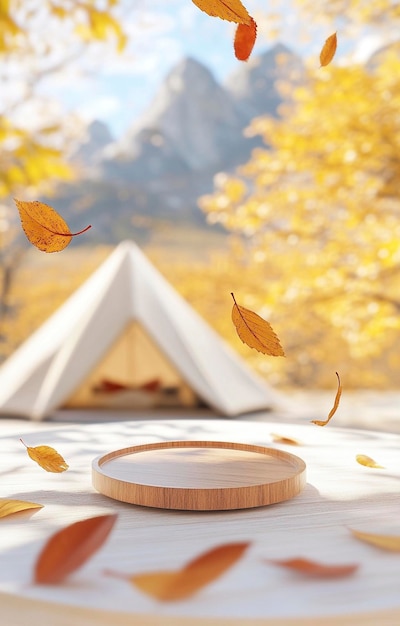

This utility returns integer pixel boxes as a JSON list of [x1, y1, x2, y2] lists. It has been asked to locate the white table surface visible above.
[[1, 416, 399, 626]]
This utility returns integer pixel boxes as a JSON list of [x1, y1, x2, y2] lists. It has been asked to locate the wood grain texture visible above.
[[1, 591, 399, 626], [2, 418, 400, 624], [92, 440, 306, 510]]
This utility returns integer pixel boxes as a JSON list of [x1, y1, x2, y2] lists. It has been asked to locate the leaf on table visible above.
[[34, 513, 118, 584], [350, 529, 400, 552], [14, 198, 91, 253], [234, 17, 257, 61], [356, 454, 385, 469], [311, 371, 342, 426], [270, 433, 302, 446], [191, 0, 251, 24], [319, 32, 337, 67], [105, 542, 249, 601], [0, 498, 43, 519], [231, 293, 285, 356], [266, 557, 358, 578], [20, 438, 69, 473]]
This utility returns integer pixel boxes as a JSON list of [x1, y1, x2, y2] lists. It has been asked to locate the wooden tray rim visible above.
[[92, 440, 306, 511]]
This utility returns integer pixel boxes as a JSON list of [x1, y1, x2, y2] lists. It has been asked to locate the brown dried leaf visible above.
[[266, 557, 358, 578], [350, 528, 400, 552], [34, 514, 118, 584], [311, 371, 342, 426], [270, 433, 302, 446], [231, 293, 285, 356], [356, 454, 385, 469], [106, 542, 249, 601], [14, 199, 91, 253], [320, 32, 337, 67], [234, 17, 257, 61], [192, 0, 251, 24], [0, 498, 43, 519], [20, 438, 69, 473]]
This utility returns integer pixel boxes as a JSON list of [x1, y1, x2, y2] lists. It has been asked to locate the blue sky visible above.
[[28, 1, 389, 139]]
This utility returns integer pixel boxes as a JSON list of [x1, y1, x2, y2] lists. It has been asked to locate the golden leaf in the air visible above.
[[34, 514, 118, 584], [266, 557, 358, 578], [350, 528, 400, 552], [234, 17, 257, 61], [270, 433, 302, 446], [192, 0, 251, 24], [231, 293, 285, 356], [356, 454, 385, 469], [20, 438, 69, 473], [311, 371, 342, 426], [320, 32, 337, 67], [0, 498, 43, 519], [14, 199, 91, 253], [105, 542, 249, 601]]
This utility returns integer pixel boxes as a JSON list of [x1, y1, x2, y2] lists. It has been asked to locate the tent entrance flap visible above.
[[64, 321, 199, 409]]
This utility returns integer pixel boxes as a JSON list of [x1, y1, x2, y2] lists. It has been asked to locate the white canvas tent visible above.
[[0, 241, 283, 419]]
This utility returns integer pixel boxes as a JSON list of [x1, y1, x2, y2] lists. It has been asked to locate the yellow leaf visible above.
[[231, 293, 285, 356], [350, 529, 400, 552], [356, 454, 385, 469], [320, 32, 337, 67], [270, 433, 302, 446], [14, 199, 91, 253], [20, 439, 69, 473], [191, 0, 251, 25], [105, 542, 249, 601], [311, 372, 342, 426], [0, 498, 43, 519]]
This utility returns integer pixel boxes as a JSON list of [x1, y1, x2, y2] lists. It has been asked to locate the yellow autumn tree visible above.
[[0, 0, 125, 198], [200, 49, 400, 388]]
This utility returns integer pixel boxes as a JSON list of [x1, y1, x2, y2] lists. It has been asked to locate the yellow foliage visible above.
[[199, 51, 400, 388]]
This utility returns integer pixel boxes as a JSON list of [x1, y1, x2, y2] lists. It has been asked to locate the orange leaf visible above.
[[266, 557, 358, 578], [34, 514, 118, 584], [0, 498, 43, 519], [356, 454, 385, 469], [350, 528, 400, 552], [234, 17, 257, 61], [105, 542, 249, 601], [14, 199, 91, 253], [270, 433, 302, 446], [231, 293, 285, 356], [191, 0, 251, 25], [20, 438, 69, 473], [311, 371, 342, 426], [319, 32, 337, 67]]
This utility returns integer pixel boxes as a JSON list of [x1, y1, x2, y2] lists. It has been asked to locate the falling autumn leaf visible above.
[[319, 32, 337, 67], [266, 557, 358, 578], [270, 433, 302, 446], [14, 199, 91, 253], [0, 498, 43, 519], [20, 438, 69, 473], [349, 528, 400, 552], [191, 0, 251, 24], [231, 293, 285, 356], [34, 514, 118, 584], [311, 371, 342, 426], [356, 454, 385, 469], [234, 17, 257, 61], [105, 542, 249, 602]]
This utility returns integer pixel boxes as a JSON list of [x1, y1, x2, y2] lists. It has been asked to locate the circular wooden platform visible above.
[[92, 440, 306, 510]]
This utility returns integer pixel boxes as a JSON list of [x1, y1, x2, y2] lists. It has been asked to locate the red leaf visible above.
[[34, 514, 117, 584], [266, 557, 358, 578], [234, 17, 257, 61]]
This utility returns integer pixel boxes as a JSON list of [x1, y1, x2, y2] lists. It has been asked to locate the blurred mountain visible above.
[[46, 44, 304, 244]]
